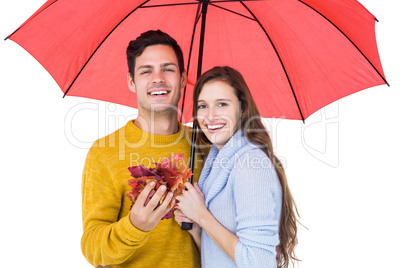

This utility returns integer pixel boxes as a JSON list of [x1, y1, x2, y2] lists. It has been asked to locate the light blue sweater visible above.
[[198, 130, 282, 268]]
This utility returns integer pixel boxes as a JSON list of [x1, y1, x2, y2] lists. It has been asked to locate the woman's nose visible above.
[[207, 107, 218, 121]]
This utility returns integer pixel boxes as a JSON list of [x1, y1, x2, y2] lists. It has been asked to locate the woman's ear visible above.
[[239, 101, 244, 119]]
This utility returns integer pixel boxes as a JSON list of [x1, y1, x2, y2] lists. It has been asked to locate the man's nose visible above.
[[152, 70, 165, 84]]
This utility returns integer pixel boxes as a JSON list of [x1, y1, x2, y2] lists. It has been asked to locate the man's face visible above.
[[127, 44, 186, 116]]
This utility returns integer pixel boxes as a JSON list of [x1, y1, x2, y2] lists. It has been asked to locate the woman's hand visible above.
[[175, 182, 209, 253], [177, 182, 239, 262], [176, 182, 208, 223]]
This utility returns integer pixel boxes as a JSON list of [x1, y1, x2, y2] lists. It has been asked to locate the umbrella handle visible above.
[[180, 124, 198, 231], [181, 222, 193, 230], [180, 178, 194, 230]]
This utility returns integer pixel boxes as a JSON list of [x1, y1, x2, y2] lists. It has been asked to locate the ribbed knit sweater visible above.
[[198, 130, 282, 268], [81, 120, 202, 268]]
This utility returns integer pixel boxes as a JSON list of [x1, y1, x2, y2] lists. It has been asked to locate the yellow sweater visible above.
[[81, 120, 203, 268]]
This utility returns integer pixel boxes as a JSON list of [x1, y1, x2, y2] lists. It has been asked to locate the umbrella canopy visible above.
[[6, 0, 387, 123]]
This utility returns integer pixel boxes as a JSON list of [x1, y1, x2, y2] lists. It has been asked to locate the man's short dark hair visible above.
[[126, 30, 185, 78]]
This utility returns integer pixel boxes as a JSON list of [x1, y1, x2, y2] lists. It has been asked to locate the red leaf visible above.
[[127, 154, 193, 220]]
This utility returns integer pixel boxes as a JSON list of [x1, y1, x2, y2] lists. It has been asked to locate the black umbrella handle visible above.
[[180, 184, 193, 230], [180, 185, 193, 230], [181, 222, 193, 230], [180, 124, 198, 231]]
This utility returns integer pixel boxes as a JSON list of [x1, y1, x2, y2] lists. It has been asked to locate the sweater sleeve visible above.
[[232, 149, 281, 268], [81, 145, 148, 267]]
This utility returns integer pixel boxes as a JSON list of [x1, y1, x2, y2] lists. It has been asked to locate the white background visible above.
[[1, 0, 401, 267]]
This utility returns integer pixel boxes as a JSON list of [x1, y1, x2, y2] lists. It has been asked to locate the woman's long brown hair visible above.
[[193, 66, 300, 267]]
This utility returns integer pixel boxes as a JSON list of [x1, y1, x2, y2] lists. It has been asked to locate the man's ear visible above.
[[127, 73, 136, 93], [180, 72, 187, 89]]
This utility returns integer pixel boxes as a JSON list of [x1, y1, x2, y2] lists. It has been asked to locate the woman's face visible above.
[[196, 80, 241, 150]]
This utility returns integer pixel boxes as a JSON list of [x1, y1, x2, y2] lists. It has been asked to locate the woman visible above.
[[175, 66, 299, 268]]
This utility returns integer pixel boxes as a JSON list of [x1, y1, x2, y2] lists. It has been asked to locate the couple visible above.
[[81, 30, 299, 268]]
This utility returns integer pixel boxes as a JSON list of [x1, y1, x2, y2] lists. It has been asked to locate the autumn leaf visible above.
[[127, 154, 192, 220]]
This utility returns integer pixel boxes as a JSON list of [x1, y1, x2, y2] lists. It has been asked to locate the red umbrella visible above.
[[6, 0, 387, 124], [6, 0, 388, 232]]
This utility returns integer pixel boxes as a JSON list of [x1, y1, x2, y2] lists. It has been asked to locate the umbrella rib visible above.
[[209, 3, 256, 21], [297, 0, 389, 86], [240, 1, 306, 122], [181, 2, 203, 123], [210, 0, 262, 3], [63, 0, 151, 97], [5, 0, 58, 41], [141, 2, 200, 8], [140, 0, 261, 9]]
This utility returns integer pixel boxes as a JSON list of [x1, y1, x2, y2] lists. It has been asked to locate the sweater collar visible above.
[[125, 120, 188, 145], [199, 129, 250, 204], [210, 129, 247, 158]]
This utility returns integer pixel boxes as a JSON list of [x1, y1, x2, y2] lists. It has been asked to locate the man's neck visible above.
[[134, 112, 179, 135]]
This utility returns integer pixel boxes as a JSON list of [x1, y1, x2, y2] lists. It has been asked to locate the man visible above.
[[81, 30, 202, 268]]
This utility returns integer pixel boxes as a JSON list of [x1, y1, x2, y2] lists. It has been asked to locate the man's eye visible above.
[[140, 70, 150, 75], [164, 68, 174, 72]]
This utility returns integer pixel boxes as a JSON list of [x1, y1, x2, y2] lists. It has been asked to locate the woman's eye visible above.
[[198, 104, 206, 109], [218, 102, 228, 107]]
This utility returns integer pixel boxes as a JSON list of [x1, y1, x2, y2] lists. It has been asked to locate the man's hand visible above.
[[130, 181, 175, 232]]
